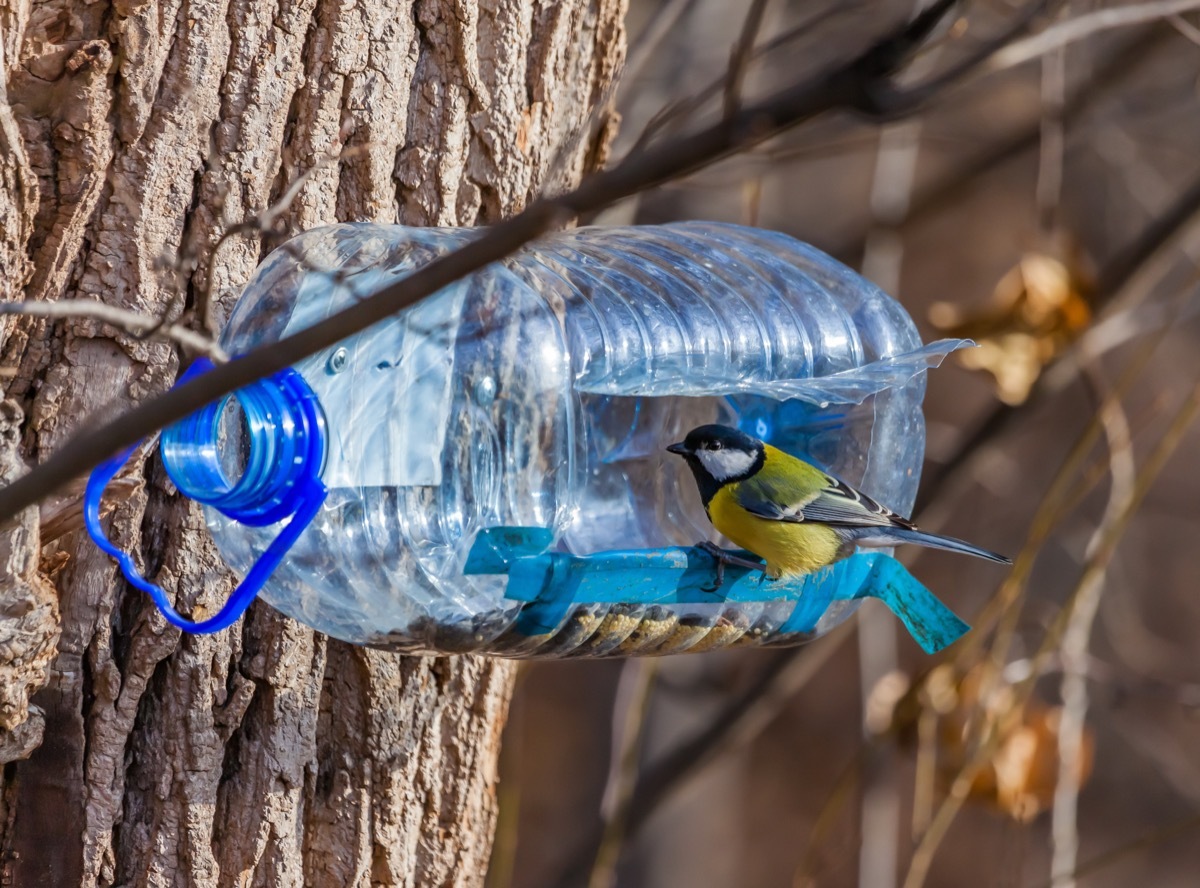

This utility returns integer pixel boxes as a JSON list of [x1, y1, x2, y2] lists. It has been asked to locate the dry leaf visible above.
[[877, 662, 1095, 823], [988, 706, 1094, 822], [929, 252, 1092, 405]]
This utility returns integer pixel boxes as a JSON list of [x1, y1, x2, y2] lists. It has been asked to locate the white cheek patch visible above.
[[697, 448, 756, 482]]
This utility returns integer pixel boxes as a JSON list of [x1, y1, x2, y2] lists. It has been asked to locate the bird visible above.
[[666, 424, 1011, 580]]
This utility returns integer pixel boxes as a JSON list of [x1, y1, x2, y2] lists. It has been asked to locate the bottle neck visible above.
[[160, 360, 326, 526]]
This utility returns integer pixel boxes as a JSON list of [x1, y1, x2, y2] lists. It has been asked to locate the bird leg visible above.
[[696, 541, 765, 588]]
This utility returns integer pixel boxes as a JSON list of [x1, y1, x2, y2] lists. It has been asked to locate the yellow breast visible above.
[[707, 485, 842, 578]]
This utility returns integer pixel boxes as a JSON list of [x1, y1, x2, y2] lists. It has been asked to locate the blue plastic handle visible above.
[[84, 359, 328, 633]]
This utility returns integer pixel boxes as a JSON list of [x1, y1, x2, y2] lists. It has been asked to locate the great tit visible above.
[[667, 424, 1011, 578]]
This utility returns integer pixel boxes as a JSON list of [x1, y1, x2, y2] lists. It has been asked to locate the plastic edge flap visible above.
[[574, 338, 975, 405]]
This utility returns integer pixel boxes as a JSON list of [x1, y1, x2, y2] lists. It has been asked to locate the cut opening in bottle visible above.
[[216, 396, 251, 487]]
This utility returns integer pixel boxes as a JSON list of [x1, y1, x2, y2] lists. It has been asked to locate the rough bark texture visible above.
[[0, 1, 625, 885], [0, 399, 59, 766]]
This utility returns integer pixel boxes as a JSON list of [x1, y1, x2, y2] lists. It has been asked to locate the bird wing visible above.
[[736, 450, 915, 530], [790, 475, 915, 529]]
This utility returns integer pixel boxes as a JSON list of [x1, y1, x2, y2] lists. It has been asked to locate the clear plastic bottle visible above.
[[89, 222, 965, 655]]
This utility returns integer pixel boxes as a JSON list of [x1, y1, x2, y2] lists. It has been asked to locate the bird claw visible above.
[[696, 541, 764, 588]]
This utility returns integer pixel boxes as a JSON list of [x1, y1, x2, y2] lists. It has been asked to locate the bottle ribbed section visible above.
[[203, 222, 962, 654]]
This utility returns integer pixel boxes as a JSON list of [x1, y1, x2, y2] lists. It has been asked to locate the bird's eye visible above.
[[711, 441, 723, 451]]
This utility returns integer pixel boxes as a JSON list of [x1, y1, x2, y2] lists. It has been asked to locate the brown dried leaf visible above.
[[988, 706, 1095, 822], [883, 663, 1096, 822], [929, 252, 1093, 405]]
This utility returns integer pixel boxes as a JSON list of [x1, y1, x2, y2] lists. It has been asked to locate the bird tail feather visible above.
[[850, 527, 1012, 565]]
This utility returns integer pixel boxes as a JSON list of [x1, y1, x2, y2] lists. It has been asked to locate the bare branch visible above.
[[624, 3, 857, 155], [194, 141, 364, 332], [624, 0, 700, 88], [1167, 11, 1200, 43], [724, 0, 773, 117], [867, 0, 1053, 115], [887, 286, 1197, 886], [1050, 366, 1136, 888], [918, 167, 1200, 513], [855, 10, 950, 878], [990, 0, 1200, 70], [834, 26, 1169, 262], [0, 0, 1049, 522], [587, 659, 659, 888], [550, 624, 852, 888], [0, 300, 228, 362], [903, 383, 1200, 888], [1033, 813, 1200, 888], [39, 476, 143, 545], [1035, 4, 1068, 236]]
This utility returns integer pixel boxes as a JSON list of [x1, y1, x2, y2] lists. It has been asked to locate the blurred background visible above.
[[488, 2, 1200, 886]]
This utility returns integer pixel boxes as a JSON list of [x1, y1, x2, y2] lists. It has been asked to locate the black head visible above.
[[666, 424, 766, 497]]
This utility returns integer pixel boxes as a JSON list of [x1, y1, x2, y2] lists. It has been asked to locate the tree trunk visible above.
[[0, 1, 624, 884]]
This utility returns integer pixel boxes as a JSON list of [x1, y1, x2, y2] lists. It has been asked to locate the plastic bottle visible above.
[[86, 221, 966, 656]]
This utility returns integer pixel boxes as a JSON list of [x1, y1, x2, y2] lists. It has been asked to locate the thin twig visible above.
[[39, 473, 145, 545], [794, 751, 866, 886], [1167, 11, 1200, 43], [0, 300, 228, 361], [1044, 281, 1200, 391], [1035, 2, 1068, 236], [876, 1, 1055, 114], [971, 303, 1175, 671], [918, 168, 1200, 513], [835, 26, 1168, 263], [903, 382, 1200, 888], [1047, 392, 1171, 522], [1033, 813, 1200, 888], [910, 705, 939, 838], [626, 3, 858, 155], [903, 296, 1188, 854], [587, 659, 659, 888], [624, 0, 700, 86], [1093, 120, 1176, 216], [895, 312, 1186, 875], [550, 624, 852, 888], [1049, 365, 1135, 888], [724, 0, 774, 117], [989, 0, 1200, 70], [626, 622, 849, 830], [0, 0, 1046, 523], [855, 5, 949, 877], [195, 142, 365, 332]]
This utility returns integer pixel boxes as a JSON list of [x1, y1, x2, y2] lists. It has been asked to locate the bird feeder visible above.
[[86, 222, 970, 655]]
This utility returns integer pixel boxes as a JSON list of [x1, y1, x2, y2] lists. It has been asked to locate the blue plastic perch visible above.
[[464, 527, 970, 654]]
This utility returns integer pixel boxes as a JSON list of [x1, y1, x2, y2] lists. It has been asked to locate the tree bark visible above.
[[0, 1, 624, 885]]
